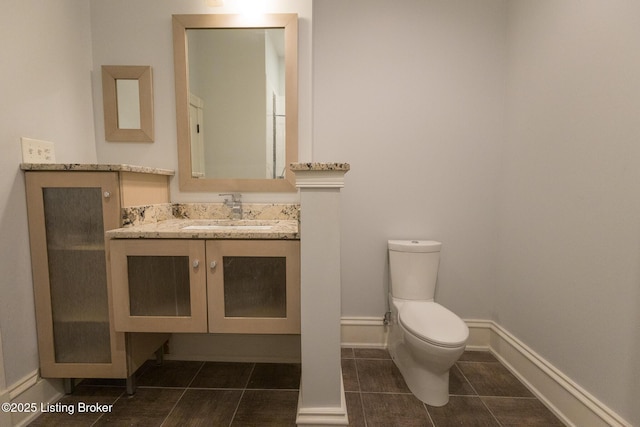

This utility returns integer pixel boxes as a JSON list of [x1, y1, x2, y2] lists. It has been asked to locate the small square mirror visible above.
[[102, 65, 154, 142]]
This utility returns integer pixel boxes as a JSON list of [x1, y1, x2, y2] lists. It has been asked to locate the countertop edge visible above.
[[106, 219, 299, 240], [20, 163, 175, 176]]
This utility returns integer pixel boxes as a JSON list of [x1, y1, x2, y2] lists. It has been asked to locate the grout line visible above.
[[455, 360, 506, 427], [160, 362, 205, 426], [184, 386, 246, 391], [454, 362, 480, 396], [351, 354, 369, 427], [160, 361, 206, 427], [479, 395, 541, 399], [448, 362, 507, 426], [187, 361, 207, 387], [241, 362, 256, 389], [90, 389, 125, 427], [160, 388, 189, 427], [479, 396, 505, 427], [228, 363, 256, 427], [423, 401, 436, 427], [358, 391, 414, 395]]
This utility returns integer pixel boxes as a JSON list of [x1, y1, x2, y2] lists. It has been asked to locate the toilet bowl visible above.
[[388, 298, 468, 406], [387, 240, 469, 406]]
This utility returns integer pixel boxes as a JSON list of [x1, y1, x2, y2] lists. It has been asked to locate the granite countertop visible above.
[[20, 163, 175, 176], [106, 219, 299, 240], [289, 162, 350, 171]]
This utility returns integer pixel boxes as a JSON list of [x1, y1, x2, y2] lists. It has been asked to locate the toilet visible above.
[[387, 240, 469, 407]]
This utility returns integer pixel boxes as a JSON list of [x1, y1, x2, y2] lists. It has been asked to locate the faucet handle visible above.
[[219, 193, 241, 203]]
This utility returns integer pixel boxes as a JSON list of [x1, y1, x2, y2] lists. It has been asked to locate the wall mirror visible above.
[[173, 14, 298, 192], [102, 65, 154, 142]]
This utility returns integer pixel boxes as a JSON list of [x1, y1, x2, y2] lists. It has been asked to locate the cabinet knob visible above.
[[210, 261, 217, 269], [192, 260, 200, 268], [103, 191, 111, 198]]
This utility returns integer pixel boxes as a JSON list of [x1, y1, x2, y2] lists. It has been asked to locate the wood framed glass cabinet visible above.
[[110, 239, 208, 333], [24, 169, 171, 386], [109, 239, 300, 335], [207, 240, 300, 334]]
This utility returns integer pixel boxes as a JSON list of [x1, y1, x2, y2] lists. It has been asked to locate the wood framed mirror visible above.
[[173, 14, 298, 192], [102, 65, 154, 142]]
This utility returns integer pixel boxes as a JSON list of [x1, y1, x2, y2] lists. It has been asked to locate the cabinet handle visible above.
[[192, 260, 200, 268], [103, 191, 111, 198], [210, 261, 217, 269]]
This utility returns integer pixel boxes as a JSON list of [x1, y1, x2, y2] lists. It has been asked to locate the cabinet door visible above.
[[25, 172, 126, 378], [110, 239, 208, 333], [207, 240, 300, 334]]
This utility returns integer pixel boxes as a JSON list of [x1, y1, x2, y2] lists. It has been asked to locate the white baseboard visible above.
[[296, 377, 349, 426], [340, 317, 631, 427], [340, 317, 387, 348], [1, 388, 11, 427], [1, 371, 63, 427], [485, 320, 631, 427]]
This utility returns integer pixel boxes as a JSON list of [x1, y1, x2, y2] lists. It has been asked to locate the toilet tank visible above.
[[388, 240, 441, 300]]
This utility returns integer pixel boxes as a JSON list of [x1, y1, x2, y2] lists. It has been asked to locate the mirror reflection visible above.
[[187, 28, 286, 180], [173, 14, 298, 193], [116, 79, 141, 129]]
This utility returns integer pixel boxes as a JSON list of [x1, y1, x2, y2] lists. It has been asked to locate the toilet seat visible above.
[[399, 301, 468, 348]]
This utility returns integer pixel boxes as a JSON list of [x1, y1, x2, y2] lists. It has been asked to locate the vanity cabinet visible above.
[[110, 239, 300, 335], [24, 168, 171, 384], [207, 240, 300, 334], [110, 239, 208, 333]]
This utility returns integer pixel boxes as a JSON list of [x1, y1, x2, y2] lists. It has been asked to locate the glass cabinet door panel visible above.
[[43, 187, 111, 363], [127, 256, 191, 316], [223, 256, 287, 318], [207, 240, 300, 334], [44, 188, 106, 250], [110, 239, 208, 333]]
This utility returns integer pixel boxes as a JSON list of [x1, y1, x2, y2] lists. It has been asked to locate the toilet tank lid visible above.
[[388, 240, 442, 253]]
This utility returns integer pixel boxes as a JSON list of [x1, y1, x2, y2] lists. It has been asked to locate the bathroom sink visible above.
[[181, 224, 273, 231]]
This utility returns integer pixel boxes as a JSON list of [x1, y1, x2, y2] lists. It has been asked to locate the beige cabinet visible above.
[[110, 239, 300, 335], [207, 240, 300, 334], [110, 239, 208, 333], [24, 170, 171, 389]]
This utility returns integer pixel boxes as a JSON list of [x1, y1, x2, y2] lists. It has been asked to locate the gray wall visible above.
[[314, 0, 639, 424], [313, 0, 506, 321], [1, 0, 638, 424], [0, 0, 96, 387], [497, 1, 640, 423]]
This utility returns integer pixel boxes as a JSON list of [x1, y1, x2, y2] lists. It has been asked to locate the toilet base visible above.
[[388, 298, 467, 407], [390, 341, 453, 407]]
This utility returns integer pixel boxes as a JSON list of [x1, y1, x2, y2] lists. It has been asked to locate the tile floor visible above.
[[28, 349, 565, 426]]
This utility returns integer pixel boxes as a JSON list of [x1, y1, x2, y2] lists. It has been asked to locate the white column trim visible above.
[[293, 163, 350, 426], [296, 377, 349, 426]]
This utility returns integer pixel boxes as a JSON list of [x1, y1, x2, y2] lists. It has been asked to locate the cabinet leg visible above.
[[126, 374, 136, 395], [154, 346, 164, 366], [63, 378, 75, 394]]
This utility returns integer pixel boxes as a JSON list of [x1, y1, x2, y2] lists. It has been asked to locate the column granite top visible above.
[[20, 163, 175, 176], [289, 162, 350, 171]]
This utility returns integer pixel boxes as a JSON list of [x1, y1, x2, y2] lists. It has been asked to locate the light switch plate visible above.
[[21, 137, 56, 163]]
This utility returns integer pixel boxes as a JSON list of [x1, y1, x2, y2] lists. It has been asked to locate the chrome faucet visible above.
[[220, 193, 242, 219]]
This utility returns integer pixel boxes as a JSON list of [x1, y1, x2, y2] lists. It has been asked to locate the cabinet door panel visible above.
[[127, 255, 192, 316], [207, 240, 300, 334], [25, 171, 126, 377], [110, 239, 207, 333], [222, 256, 287, 318], [43, 187, 111, 363]]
